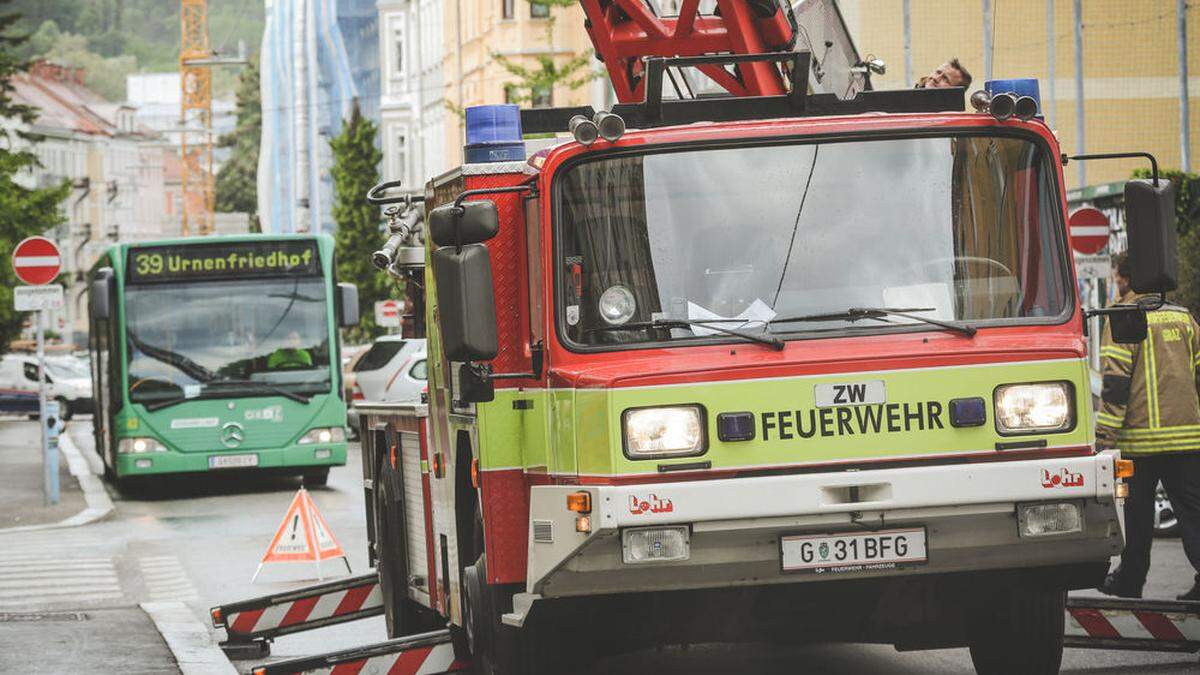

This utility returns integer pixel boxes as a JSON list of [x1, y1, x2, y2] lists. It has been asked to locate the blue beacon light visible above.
[[464, 104, 526, 163]]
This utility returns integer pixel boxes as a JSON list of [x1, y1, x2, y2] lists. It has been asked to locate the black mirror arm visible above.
[[1083, 293, 1166, 320], [486, 342, 544, 381], [452, 184, 534, 210], [1067, 152, 1160, 186], [367, 179, 427, 206]]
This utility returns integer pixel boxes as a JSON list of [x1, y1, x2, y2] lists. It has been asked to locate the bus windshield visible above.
[[557, 134, 1071, 349], [125, 276, 331, 405]]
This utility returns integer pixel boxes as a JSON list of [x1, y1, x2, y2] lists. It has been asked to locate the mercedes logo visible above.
[[220, 422, 245, 448]]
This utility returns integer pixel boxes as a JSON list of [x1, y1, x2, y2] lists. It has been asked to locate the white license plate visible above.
[[781, 527, 927, 573], [208, 453, 258, 469], [813, 380, 886, 407]]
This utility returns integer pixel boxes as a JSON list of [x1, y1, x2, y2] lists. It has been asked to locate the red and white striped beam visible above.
[[1066, 597, 1200, 652]]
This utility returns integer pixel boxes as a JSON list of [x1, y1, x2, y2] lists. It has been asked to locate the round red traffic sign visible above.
[[1068, 207, 1111, 255], [11, 236, 62, 285]]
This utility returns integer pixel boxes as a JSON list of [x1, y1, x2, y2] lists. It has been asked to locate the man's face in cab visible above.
[[923, 62, 967, 89]]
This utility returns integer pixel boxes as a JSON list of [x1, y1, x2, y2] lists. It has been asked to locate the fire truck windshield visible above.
[[557, 133, 1071, 348]]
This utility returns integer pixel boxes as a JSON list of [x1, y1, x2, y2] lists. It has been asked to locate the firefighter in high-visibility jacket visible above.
[[1097, 255, 1200, 601]]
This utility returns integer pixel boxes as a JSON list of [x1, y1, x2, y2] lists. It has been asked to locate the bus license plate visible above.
[[209, 454, 258, 469], [781, 527, 927, 574]]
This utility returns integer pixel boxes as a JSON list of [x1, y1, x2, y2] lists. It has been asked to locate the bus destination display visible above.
[[126, 240, 321, 283]]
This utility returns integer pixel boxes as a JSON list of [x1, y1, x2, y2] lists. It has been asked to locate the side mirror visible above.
[[1125, 179, 1178, 294], [429, 201, 499, 248], [1109, 307, 1148, 345], [432, 244, 498, 362], [337, 282, 360, 328], [89, 271, 112, 320], [457, 363, 495, 404]]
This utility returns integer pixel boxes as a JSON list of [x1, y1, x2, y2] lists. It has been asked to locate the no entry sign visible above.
[[12, 236, 62, 285], [1068, 208, 1111, 255]]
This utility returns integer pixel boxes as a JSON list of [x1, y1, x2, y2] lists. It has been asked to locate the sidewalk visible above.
[[0, 418, 85, 529]]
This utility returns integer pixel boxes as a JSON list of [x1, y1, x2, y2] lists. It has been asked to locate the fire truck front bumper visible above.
[[523, 451, 1124, 600]]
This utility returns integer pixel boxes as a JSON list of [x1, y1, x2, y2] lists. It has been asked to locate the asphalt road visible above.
[[3, 419, 1198, 674]]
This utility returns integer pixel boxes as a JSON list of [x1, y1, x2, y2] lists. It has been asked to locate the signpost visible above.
[[11, 236, 63, 505], [1068, 207, 1111, 255]]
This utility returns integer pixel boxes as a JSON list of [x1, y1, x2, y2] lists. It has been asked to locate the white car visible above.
[[346, 337, 426, 433], [0, 354, 93, 420]]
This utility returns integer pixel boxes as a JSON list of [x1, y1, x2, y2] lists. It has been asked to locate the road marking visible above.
[[0, 555, 122, 609], [139, 556, 200, 602]]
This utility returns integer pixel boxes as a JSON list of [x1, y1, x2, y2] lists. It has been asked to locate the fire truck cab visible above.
[[358, 33, 1179, 675]]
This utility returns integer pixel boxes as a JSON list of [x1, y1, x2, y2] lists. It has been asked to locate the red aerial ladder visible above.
[[580, 0, 798, 102]]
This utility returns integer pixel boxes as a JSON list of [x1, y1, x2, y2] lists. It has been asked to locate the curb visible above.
[[142, 601, 239, 675], [0, 423, 114, 534]]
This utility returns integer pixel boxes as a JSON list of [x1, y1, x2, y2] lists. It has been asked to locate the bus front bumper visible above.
[[115, 442, 348, 476], [524, 451, 1124, 600]]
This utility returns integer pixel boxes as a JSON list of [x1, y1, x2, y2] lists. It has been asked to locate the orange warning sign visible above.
[[251, 488, 350, 582]]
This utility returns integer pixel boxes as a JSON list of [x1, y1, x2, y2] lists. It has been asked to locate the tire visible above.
[[967, 586, 1065, 675], [460, 553, 540, 675], [374, 465, 439, 638], [56, 397, 73, 422], [302, 468, 330, 488]]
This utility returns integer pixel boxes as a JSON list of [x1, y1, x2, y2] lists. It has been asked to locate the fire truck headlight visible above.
[[623, 405, 706, 458], [623, 526, 690, 564], [598, 285, 636, 325], [994, 382, 1073, 435]]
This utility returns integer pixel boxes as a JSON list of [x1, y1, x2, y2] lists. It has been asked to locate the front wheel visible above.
[[374, 465, 439, 638], [967, 586, 1065, 675], [301, 468, 329, 488]]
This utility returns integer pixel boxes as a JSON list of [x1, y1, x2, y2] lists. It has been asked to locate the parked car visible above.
[[346, 337, 426, 434], [0, 354, 93, 420]]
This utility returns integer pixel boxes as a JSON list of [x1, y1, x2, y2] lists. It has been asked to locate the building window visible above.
[[504, 84, 519, 105], [395, 133, 408, 184], [530, 1, 550, 19], [503, 0, 514, 19], [393, 26, 405, 78], [532, 84, 552, 108]]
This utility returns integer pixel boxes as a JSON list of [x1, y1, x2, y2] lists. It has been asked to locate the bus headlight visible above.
[[994, 382, 1073, 435], [623, 405, 705, 458], [298, 427, 346, 444], [118, 437, 167, 454]]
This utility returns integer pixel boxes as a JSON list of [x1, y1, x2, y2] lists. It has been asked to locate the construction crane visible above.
[[179, 0, 214, 236], [179, 0, 245, 236]]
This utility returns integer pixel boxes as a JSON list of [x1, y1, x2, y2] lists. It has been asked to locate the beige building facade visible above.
[[841, 0, 1197, 187]]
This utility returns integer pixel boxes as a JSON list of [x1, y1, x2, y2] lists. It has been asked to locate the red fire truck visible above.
[[214, 3, 1185, 674]]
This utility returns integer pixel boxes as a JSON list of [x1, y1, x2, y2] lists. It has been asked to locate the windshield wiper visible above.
[[127, 332, 218, 383], [588, 318, 784, 350], [143, 380, 312, 412], [769, 307, 976, 337], [210, 378, 313, 404]]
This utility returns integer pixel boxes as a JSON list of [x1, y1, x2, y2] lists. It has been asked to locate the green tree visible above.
[[491, 0, 597, 107], [215, 59, 260, 221], [0, 2, 70, 356], [330, 102, 389, 340]]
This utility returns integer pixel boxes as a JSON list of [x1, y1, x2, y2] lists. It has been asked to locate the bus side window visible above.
[[524, 195, 543, 343]]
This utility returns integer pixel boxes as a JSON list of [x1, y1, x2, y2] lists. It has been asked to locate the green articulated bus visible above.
[[85, 235, 360, 489]]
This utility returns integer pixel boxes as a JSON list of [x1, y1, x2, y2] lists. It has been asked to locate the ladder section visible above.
[[580, 0, 797, 102]]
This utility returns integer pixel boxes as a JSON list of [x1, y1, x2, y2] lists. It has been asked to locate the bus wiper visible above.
[[588, 318, 784, 350], [143, 380, 311, 412], [769, 307, 976, 337], [127, 332, 217, 383], [211, 378, 313, 404]]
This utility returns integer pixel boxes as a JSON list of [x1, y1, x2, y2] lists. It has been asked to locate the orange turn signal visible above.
[[210, 607, 223, 627], [567, 491, 592, 514], [1115, 459, 1134, 479], [470, 458, 480, 489]]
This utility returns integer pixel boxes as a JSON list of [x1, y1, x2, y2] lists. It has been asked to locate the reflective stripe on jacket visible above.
[[1096, 292, 1200, 455]]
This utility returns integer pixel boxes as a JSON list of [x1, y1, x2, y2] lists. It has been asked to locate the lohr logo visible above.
[[1041, 468, 1084, 488], [629, 494, 674, 515]]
